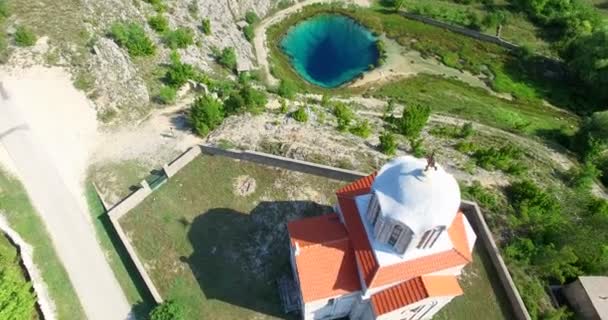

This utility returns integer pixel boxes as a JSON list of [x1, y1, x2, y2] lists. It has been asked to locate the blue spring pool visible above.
[[280, 14, 379, 88]]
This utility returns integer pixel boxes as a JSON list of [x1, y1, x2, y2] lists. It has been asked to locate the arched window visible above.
[[417, 226, 446, 249], [388, 225, 403, 246]]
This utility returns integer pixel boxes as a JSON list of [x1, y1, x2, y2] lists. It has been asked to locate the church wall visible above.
[[302, 291, 361, 320]]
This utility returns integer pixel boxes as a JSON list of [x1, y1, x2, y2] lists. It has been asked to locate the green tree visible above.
[[224, 85, 267, 115], [393, 0, 405, 11], [574, 111, 608, 160], [277, 79, 297, 99], [109, 22, 155, 56], [163, 27, 194, 49], [398, 104, 430, 139], [201, 18, 211, 35], [217, 47, 237, 71], [292, 106, 308, 122], [149, 300, 185, 320], [379, 131, 398, 155], [190, 94, 224, 136], [0, 246, 36, 320], [14, 26, 36, 47], [148, 14, 169, 33], [569, 160, 601, 191], [566, 27, 608, 102]]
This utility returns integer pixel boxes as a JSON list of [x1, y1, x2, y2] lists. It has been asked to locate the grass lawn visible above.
[[0, 232, 38, 319], [434, 247, 514, 320], [120, 154, 344, 319], [372, 74, 579, 140], [85, 184, 155, 319], [119, 154, 515, 319], [0, 169, 86, 320], [89, 160, 153, 207]]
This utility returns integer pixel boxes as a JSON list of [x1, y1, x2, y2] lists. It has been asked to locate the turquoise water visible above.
[[280, 14, 379, 88]]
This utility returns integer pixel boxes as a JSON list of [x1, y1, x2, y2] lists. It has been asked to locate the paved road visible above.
[[0, 84, 131, 320]]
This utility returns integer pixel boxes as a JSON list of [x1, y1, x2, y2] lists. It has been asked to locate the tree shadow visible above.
[[183, 201, 333, 318]]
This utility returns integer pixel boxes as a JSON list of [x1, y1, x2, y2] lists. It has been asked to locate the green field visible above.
[[0, 169, 85, 320], [119, 154, 514, 320]]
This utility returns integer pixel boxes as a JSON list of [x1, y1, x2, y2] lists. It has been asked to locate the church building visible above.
[[287, 156, 477, 320]]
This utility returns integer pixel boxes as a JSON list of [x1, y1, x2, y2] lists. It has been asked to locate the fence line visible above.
[[398, 12, 520, 51], [99, 144, 531, 318]]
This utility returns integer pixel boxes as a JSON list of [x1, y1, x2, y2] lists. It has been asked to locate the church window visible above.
[[388, 225, 403, 246]]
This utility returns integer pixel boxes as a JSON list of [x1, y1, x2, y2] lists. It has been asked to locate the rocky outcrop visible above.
[[90, 38, 149, 113]]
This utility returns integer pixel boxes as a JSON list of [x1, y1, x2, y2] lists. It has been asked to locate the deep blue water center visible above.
[[281, 14, 379, 88]]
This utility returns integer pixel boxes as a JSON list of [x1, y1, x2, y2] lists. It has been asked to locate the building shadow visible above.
[[184, 201, 333, 318]]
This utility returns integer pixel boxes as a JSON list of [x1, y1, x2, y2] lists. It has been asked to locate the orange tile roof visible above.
[[336, 176, 473, 290], [288, 214, 349, 248], [421, 275, 463, 297], [288, 214, 361, 302], [448, 211, 473, 262], [335, 173, 377, 197], [371, 275, 463, 316]]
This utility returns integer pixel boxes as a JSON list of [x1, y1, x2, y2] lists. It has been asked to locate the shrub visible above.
[[201, 18, 211, 35], [379, 131, 398, 155], [507, 180, 562, 234], [472, 145, 522, 173], [163, 27, 194, 49], [569, 161, 601, 191], [217, 47, 237, 71], [224, 84, 267, 115], [190, 94, 224, 136], [0, 0, 9, 21], [292, 106, 308, 122], [409, 138, 426, 157], [279, 99, 288, 113], [277, 79, 297, 99], [375, 40, 387, 66], [398, 104, 430, 139], [243, 25, 254, 42], [164, 52, 196, 88], [156, 86, 177, 104], [245, 11, 260, 24], [333, 102, 354, 131], [148, 14, 169, 33], [14, 26, 36, 47], [109, 22, 155, 56], [350, 120, 372, 138], [149, 300, 184, 320], [0, 244, 36, 320], [460, 122, 474, 138]]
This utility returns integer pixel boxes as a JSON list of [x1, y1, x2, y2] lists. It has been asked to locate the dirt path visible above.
[[0, 69, 131, 320]]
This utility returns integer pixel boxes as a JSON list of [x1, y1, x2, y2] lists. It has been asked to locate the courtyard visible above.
[[119, 153, 514, 319]]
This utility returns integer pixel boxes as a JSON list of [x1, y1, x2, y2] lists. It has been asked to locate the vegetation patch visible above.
[[0, 170, 85, 320], [109, 22, 156, 57]]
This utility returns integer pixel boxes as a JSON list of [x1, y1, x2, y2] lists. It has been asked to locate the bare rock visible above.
[[90, 38, 149, 112]]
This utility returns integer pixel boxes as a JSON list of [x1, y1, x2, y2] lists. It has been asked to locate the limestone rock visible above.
[[90, 38, 149, 113]]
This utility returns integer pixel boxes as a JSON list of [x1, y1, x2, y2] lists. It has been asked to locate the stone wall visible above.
[[100, 144, 532, 318], [460, 201, 531, 320]]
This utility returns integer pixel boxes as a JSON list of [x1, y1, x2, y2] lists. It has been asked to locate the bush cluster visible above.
[[292, 106, 308, 122], [109, 22, 155, 56], [148, 14, 169, 33], [163, 27, 194, 49], [215, 47, 237, 72], [149, 300, 184, 320], [378, 131, 397, 155], [14, 26, 36, 47]]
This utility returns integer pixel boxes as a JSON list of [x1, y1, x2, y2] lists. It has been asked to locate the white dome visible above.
[[371, 156, 460, 235]]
